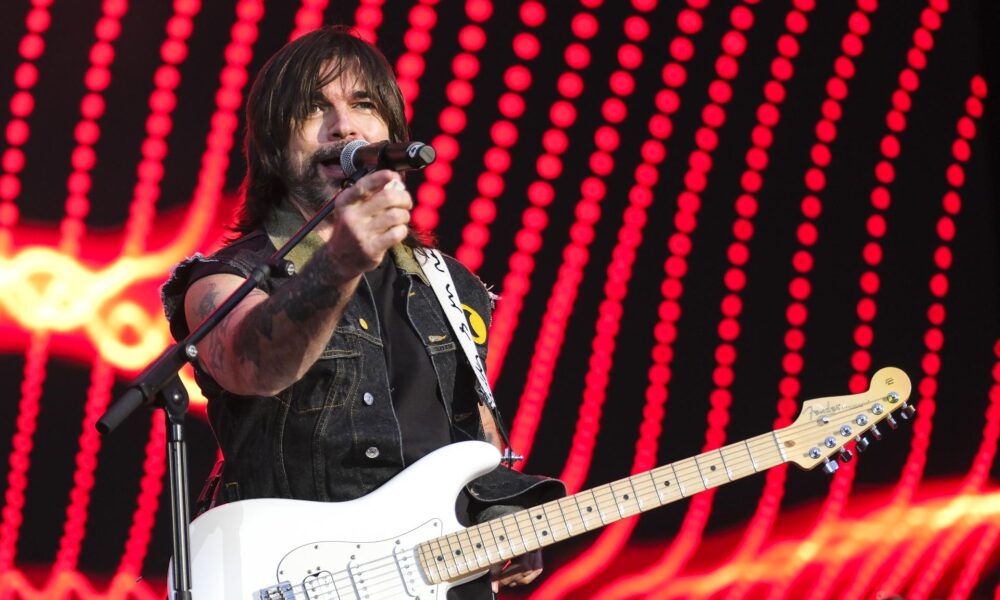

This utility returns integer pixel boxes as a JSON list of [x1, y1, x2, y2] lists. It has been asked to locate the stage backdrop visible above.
[[0, 0, 998, 598]]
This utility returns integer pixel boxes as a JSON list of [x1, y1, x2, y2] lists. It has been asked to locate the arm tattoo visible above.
[[231, 248, 347, 375]]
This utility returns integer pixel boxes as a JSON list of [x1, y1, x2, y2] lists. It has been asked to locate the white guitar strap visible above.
[[413, 248, 519, 462]]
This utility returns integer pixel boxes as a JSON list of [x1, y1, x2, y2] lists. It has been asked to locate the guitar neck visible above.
[[418, 430, 790, 583]]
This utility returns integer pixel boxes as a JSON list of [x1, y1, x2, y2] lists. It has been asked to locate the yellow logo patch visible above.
[[461, 304, 487, 344]]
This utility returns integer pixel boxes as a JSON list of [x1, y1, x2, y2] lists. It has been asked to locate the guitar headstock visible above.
[[782, 367, 913, 473]]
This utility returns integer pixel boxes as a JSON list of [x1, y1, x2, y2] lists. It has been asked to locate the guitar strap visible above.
[[413, 248, 520, 465]]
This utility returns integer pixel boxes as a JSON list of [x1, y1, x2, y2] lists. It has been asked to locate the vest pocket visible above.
[[287, 332, 361, 414]]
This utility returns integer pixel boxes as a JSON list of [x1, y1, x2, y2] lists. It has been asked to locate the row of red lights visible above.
[[723, 5, 880, 598], [593, 3, 766, 598], [352, 0, 384, 45], [289, 0, 328, 42], [484, 0, 607, 385], [394, 0, 441, 124], [506, 1, 656, 470], [0, 0, 54, 253], [876, 75, 987, 600], [781, 3, 951, 600], [533, 1, 710, 597], [450, 0, 547, 270], [410, 0, 497, 233], [115, 0, 268, 578]]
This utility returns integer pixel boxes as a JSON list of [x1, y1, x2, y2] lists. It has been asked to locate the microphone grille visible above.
[[340, 139, 370, 176]]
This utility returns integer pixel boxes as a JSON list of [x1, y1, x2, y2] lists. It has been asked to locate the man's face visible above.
[[284, 68, 391, 210]]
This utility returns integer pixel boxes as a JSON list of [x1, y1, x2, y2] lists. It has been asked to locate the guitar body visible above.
[[171, 441, 501, 599]]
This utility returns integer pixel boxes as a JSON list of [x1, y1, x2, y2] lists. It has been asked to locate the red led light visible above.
[[677, 9, 702, 34], [519, 1, 545, 27], [513, 33, 540, 60]]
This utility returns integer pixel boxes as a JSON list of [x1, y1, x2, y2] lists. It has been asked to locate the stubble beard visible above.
[[285, 143, 346, 211]]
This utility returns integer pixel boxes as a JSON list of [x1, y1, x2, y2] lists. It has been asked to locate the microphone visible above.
[[340, 140, 436, 177]]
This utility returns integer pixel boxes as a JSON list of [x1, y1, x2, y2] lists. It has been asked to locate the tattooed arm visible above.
[[183, 170, 412, 396]]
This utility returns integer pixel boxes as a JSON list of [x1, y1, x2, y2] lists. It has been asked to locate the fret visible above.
[[461, 528, 485, 570], [609, 479, 642, 518], [693, 452, 728, 489], [513, 510, 541, 551], [524, 507, 556, 548], [669, 463, 686, 497], [543, 500, 572, 540], [772, 431, 788, 461], [749, 434, 783, 469], [418, 542, 443, 584], [437, 535, 461, 579], [500, 514, 526, 555], [674, 458, 706, 494], [449, 532, 473, 574], [649, 466, 679, 503], [642, 469, 667, 506], [593, 484, 619, 524], [743, 439, 759, 471], [467, 524, 494, 566], [626, 476, 646, 511], [716, 447, 734, 481], [558, 496, 584, 534], [576, 489, 605, 529], [486, 517, 515, 560]]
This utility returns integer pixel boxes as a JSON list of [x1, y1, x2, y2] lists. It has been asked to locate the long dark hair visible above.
[[232, 26, 409, 235]]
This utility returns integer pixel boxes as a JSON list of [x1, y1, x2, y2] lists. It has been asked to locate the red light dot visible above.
[[594, 126, 619, 151], [679, 191, 700, 213], [928, 303, 945, 325], [724, 268, 746, 292], [696, 127, 718, 151], [946, 164, 965, 187], [708, 81, 732, 104], [887, 110, 907, 132], [397, 53, 425, 77], [677, 9, 702, 34], [515, 230, 541, 253], [875, 161, 895, 184], [822, 99, 842, 121], [470, 197, 496, 223], [826, 77, 846, 99], [609, 71, 635, 96], [871, 186, 891, 209], [465, 0, 492, 22], [483, 148, 510, 174], [571, 12, 599, 39], [404, 29, 431, 53], [922, 353, 941, 376], [716, 342, 737, 364], [655, 90, 680, 115], [783, 352, 804, 375], [565, 43, 591, 69], [880, 135, 900, 158], [558, 72, 584, 98], [6, 120, 29, 146], [641, 140, 665, 164], [857, 298, 877, 321], [618, 43, 643, 69], [685, 170, 706, 192], [624, 16, 650, 41], [519, 1, 546, 26], [446, 80, 473, 106], [751, 125, 772, 148], [937, 216, 955, 241], [866, 214, 887, 238], [728, 243, 749, 266], [10, 92, 34, 118], [410, 5, 437, 28], [921, 7, 942, 30], [452, 53, 479, 79], [581, 177, 606, 200], [842, 33, 863, 57], [439, 106, 466, 133], [523, 206, 548, 231], [649, 115, 672, 139], [810, 144, 830, 167], [20, 34, 45, 59], [777, 34, 799, 58], [892, 90, 912, 112], [733, 219, 753, 241], [899, 69, 920, 92], [670, 37, 694, 63], [930, 273, 948, 298], [908, 48, 927, 70], [849, 11, 870, 34], [757, 103, 780, 126], [543, 129, 569, 154], [862, 242, 882, 265], [85, 66, 111, 91], [735, 195, 757, 218], [528, 181, 554, 206], [971, 75, 987, 98], [722, 31, 747, 56], [718, 319, 740, 341], [490, 121, 517, 147], [662, 63, 687, 87], [834, 57, 855, 80], [851, 350, 871, 372], [731, 5, 754, 30], [816, 120, 836, 143], [942, 191, 961, 214], [716, 55, 739, 79], [550, 101, 577, 127], [786, 10, 807, 33], [504, 66, 531, 92], [785, 302, 809, 327], [635, 163, 658, 186], [2, 149, 24, 173], [797, 222, 818, 246], [779, 377, 801, 398], [805, 168, 826, 192], [854, 324, 873, 347], [860, 271, 879, 294], [458, 25, 486, 51], [513, 33, 540, 59], [802, 196, 821, 219], [71, 146, 96, 171], [498, 93, 524, 118], [957, 116, 977, 140], [741, 171, 762, 193], [14, 63, 38, 89], [0, 175, 21, 201], [590, 153, 615, 176], [74, 121, 100, 145], [746, 147, 768, 170], [966, 97, 983, 119]]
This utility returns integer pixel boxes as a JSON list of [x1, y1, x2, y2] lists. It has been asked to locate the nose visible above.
[[324, 106, 359, 141]]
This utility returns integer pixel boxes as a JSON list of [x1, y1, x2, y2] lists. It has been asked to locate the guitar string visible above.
[[260, 395, 904, 595]]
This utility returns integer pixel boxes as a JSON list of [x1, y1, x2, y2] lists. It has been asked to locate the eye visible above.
[[354, 100, 377, 111]]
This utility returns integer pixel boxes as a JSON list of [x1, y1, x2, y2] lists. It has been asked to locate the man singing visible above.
[[161, 25, 564, 598]]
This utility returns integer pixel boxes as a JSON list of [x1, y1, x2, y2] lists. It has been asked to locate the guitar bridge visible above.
[[255, 581, 295, 599]]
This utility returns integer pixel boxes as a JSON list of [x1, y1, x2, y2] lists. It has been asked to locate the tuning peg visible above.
[[822, 458, 840, 475], [870, 425, 883, 441], [838, 447, 854, 463], [900, 403, 916, 420], [885, 414, 898, 430], [855, 435, 870, 453]]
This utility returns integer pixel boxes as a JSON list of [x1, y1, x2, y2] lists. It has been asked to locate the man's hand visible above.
[[325, 169, 412, 278], [490, 550, 543, 593]]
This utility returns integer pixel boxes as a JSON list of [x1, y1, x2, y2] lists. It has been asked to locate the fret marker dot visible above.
[[542, 530, 549, 536], [586, 506, 593, 512], [664, 481, 671, 486], [623, 494, 630, 500], [536, 514, 543, 520], [710, 465, 717, 471], [455, 550, 462, 556], [437, 556, 444, 561], [499, 535, 505, 541], [476, 543, 482, 548]]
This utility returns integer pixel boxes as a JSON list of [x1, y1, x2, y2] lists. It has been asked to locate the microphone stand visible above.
[[96, 168, 371, 599]]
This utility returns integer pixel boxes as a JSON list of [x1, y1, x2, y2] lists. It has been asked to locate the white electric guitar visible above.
[[175, 367, 912, 599]]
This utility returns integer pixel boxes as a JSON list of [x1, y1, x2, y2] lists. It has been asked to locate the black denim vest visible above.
[[161, 219, 564, 511]]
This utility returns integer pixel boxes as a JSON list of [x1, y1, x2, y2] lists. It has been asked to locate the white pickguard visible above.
[[171, 441, 501, 599]]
